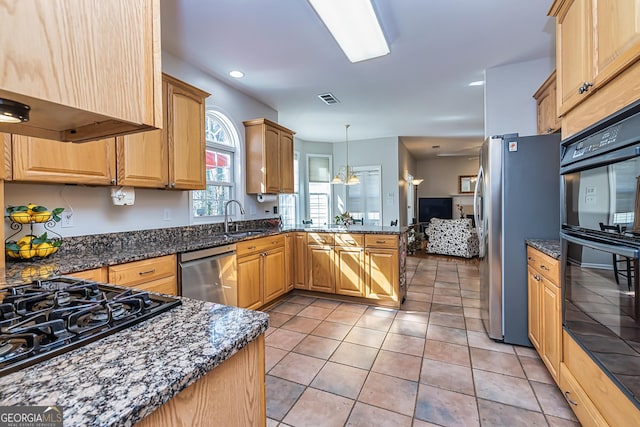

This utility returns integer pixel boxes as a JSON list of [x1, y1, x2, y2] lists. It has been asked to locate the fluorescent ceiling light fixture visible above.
[[229, 70, 245, 78], [308, 0, 389, 63], [468, 80, 484, 86]]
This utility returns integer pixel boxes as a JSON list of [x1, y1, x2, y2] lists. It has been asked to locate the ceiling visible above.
[[161, 0, 555, 159]]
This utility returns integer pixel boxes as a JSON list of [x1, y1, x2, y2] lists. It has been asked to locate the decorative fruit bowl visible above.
[[5, 204, 64, 260]]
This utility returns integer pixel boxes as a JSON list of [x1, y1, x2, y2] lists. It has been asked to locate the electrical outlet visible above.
[[61, 211, 74, 228], [163, 208, 171, 221]]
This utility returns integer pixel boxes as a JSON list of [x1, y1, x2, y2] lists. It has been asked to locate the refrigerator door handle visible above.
[[473, 166, 484, 242]]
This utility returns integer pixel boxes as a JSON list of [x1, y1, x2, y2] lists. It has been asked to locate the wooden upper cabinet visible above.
[[0, 134, 12, 180], [550, 0, 640, 119], [533, 71, 561, 135], [11, 135, 116, 185], [117, 74, 209, 189], [0, 0, 162, 142], [244, 118, 295, 194]]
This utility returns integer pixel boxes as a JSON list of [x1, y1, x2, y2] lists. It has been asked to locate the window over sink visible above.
[[191, 110, 238, 219]]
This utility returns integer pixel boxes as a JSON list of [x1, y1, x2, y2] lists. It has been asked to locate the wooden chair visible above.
[[599, 222, 634, 290]]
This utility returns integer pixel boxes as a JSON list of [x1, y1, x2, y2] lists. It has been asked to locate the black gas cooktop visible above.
[[0, 276, 181, 377]]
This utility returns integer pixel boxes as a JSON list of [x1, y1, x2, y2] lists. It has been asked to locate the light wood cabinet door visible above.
[[0, 0, 161, 142], [284, 233, 294, 291], [365, 248, 398, 303], [264, 125, 280, 194], [263, 247, 286, 303], [294, 233, 308, 289], [308, 245, 335, 293], [533, 71, 560, 135], [541, 276, 561, 382], [167, 76, 208, 190], [12, 135, 116, 184], [335, 246, 365, 297], [133, 276, 178, 296], [117, 129, 166, 188], [237, 253, 263, 310], [0, 133, 11, 180], [527, 267, 542, 352], [107, 254, 177, 296], [280, 131, 294, 193], [244, 118, 295, 194], [555, 0, 593, 116]]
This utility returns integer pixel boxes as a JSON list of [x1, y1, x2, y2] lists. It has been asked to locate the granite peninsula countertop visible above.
[[0, 296, 269, 427], [6, 224, 406, 284], [526, 239, 561, 259]]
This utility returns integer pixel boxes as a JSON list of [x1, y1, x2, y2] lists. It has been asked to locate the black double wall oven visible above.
[[560, 100, 640, 408]]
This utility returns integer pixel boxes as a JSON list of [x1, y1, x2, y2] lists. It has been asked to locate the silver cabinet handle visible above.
[[111, 179, 116, 184], [139, 269, 156, 275], [248, 246, 256, 250], [540, 265, 550, 271], [376, 240, 386, 244], [527, 256, 534, 261], [564, 391, 578, 406], [533, 274, 541, 281], [171, 182, 176, 188], [578, 81, 593, 94]]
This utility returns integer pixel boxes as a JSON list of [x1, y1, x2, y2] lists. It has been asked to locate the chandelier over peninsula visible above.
[[331, 124, 360, 186]]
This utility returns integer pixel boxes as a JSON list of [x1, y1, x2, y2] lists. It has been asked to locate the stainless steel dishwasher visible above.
[[178, 244, 237, 306]]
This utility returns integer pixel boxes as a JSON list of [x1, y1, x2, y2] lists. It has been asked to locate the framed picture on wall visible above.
[[459, 175, 477, 194]]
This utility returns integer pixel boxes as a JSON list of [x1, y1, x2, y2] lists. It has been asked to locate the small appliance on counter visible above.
[[0, 277, 181, 377]]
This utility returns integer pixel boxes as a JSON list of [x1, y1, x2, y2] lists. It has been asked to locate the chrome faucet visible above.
[[224, 199, 245, 232]]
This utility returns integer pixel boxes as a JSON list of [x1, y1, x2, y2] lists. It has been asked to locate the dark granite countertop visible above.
[[0, 297, 269, 427], [6, 224, 405, 285], [526, 239, 561, 259]]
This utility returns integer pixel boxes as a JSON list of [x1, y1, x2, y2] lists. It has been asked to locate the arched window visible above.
[[192, 111, 239, 218]]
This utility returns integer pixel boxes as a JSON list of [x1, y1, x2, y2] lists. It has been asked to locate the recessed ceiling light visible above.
[[229, 70, 244, 78], [468, 80, 484, 86]]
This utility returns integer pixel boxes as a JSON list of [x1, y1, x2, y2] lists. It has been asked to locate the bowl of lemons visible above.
[[5, 204, 64, 260]]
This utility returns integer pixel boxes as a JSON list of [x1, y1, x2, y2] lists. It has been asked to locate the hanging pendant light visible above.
[[331, 124, 360, 185]]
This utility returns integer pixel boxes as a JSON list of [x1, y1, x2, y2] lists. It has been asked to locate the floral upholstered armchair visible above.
[[424, 218, 479, 258]]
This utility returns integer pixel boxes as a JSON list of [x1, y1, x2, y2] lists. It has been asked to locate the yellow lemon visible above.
[[31, 211, 51, 223], [50, 245, 60, 254], [17, 235, 36, 247], [10, 211, 32, 224], [18, 246, 37, 259], [26, 203, 38, 215], [35, 242, 53, 257], [6, 248, 20, 258]]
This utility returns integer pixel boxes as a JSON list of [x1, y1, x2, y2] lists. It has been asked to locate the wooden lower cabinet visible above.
[[284, 233, 294, 291], [335, 246, 365, 297], [136, 335, 266, 427], [108, 254, 178, 296], [526, 246, 561, 384], [293, 232, 307, 289], [308, 245, 335, 293], [237, 235, 286, 309], [365, 248, 398, 303], [562, 331, 640, 426], [237, 253, 263, 310], [263, 247, 286, 302]]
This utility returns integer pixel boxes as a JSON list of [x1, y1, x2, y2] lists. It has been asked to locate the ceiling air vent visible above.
[[318, 92, 340, 105]]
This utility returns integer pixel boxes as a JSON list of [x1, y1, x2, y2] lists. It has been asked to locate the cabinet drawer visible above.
[[108, 254, 176, 287], [334, 233, 363, 247], [66, 267, 108, 282], [237, 235, 285, 256], [563, 331, 640, 426], [307, 232, 334, 246], [526, 247, 560, 284], [559, 363, 608, 427], [365, 234, 398, 248], [133, 276, 178, 296]]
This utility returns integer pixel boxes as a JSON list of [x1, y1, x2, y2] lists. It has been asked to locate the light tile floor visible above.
[[264, 255, 580, 427]]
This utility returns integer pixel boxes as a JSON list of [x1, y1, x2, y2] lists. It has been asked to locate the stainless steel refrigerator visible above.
[[474, 133, 561, 346]]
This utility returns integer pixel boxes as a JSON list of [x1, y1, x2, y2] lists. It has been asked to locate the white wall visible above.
[[4, 52, 279, 237], [398, 141, 418, 226], [294, 137, 333, 222], [331, 137, 400, 226], [485, 57, 555, 138]]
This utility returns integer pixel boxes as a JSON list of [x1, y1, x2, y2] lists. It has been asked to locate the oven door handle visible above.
[[560, 145, 640, 175], [561, 231, 640, 259]]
